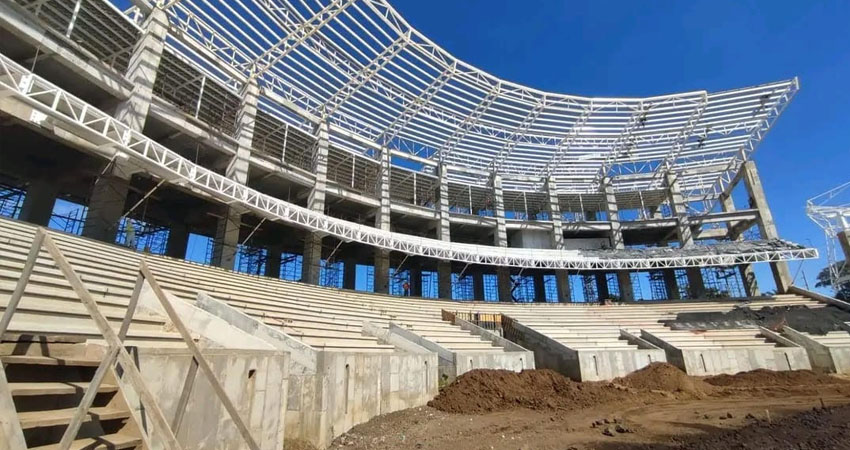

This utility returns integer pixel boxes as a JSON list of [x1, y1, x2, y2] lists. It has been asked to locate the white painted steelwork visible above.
[[808, 183, 850, 287], [0, 53, 817, 270]]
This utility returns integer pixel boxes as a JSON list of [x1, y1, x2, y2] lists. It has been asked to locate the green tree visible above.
[[815, 261, 850, 301]]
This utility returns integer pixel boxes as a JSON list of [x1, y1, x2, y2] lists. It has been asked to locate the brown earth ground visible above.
[[327, 363, 850, 450]]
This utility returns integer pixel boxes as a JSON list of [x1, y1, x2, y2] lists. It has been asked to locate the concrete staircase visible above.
[[1, 340, 142, 449]]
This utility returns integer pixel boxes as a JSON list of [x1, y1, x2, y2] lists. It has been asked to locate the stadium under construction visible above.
[[0, 1, 847, 449]]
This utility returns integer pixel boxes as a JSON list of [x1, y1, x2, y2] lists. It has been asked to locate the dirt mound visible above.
[[427, 369, 631, 414], [669, 305, 850, 335], [671, 405, 850, 450], [615, 363, 713, 396], [704, 369, 849, 388]]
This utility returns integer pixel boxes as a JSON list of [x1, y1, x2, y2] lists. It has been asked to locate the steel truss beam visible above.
[[0, 53, 817, 270]]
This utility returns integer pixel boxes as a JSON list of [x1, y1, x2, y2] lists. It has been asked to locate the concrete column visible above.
[[409, 263, 422, 297], [435, 163, 452, 299], [301, 232, 323, 285], [212, 81, 258, 270], [165, 222, 189, 259], [720, 192, 760, 297], [663, 269, 680, 300], [115, 6, 167, 131], [546, 177, 571, 302], [374, 250, 390, 294], [373, 147, 392, 294], [20, 179, 57, 226], [497, 267, 512, 303], [302, 121, 330, 285], [83, 171, 130, 243], [686, 267, 705, 299], [472, 268, 485, 301], [595, 273, 610, 301], [265, 245, 282, 279], [492, 173, 513, 302], [211, 207, 240, 270], [437, 261, 452, 299], [666, 172, 704, 297], [742, 160, 792, 293], [554, 270, 571, 303], [602, 177, 634, 302], [342, 257, 357, 290], [533, 272, 546, 302], [617, 271, 635, 302]]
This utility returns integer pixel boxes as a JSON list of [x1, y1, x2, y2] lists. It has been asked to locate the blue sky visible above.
[[389, 0, 850, 291]]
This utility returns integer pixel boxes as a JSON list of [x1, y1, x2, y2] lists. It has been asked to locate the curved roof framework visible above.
[[135, 0, 797, 202], [807, 182, 850, 286], [0, 51, 817, 269]]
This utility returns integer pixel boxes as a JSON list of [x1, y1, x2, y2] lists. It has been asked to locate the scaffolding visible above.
[[116, 217, 170, 255], [452, 273, 474, 301], [0, 183, 24, 219]]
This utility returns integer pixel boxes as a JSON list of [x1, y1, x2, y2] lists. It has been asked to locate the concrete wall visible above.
[[504, 317, 664, 381], [782, 327, 850, 374], [196, 298, 436, 449], [117, 347, 288, 450], [640, 330, 811, 376]]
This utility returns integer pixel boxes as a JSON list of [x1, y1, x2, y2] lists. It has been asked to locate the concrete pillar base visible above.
[[663, 269, 680, 300], [437, 261, 452, 299], [20, 179, 57, 226], [555, 270, 571, 303], [686, 267, 705, 299], [374, 249, 390, 294], [302, 232, 323, 285], [497, 267, 512, 302], [472, 268, 485, 301], [409, 264, 422, 297], [617, 270, 635, 302], [265, 246, 282, 279], [533, 272, 547, 302], [211, 207, 241, 271], [595, 273, 610, 301], [166, 223, 189, 259], [343, 257, 357, 290], [83, 173, 130, 243]]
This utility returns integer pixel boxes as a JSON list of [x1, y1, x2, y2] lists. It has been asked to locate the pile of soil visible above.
[[704, 369, 848, 388], [615, 363, 714, 396], [427, 369, 631, 414], [668, 305, 850, 335], [665, 405, 850, 450]]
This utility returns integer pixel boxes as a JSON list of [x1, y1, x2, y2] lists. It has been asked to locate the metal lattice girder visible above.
[[0, 53, 818, 270], [807, 181, 850, 287], [314, 32, 409, 118], [249, 0, 356, 78], [13, 0, 799, 200]]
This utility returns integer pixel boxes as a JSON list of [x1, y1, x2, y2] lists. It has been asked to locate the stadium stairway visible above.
[[0, 340, 143, 449]]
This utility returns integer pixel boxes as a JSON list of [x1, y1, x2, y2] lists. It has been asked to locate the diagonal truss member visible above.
[[438, 82, 501, 163], [379, 62, 457, 146], [250, 0, 357, 80], [316, 33, 410, 118], [543, 102, 595, 178], [490, 98, 547, 172]]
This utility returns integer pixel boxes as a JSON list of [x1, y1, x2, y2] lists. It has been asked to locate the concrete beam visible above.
[[742, 161, 791, 292]]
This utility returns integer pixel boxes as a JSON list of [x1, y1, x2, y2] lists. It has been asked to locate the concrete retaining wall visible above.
[[782, 327, 850, 374], [503, 317, 664, 381], [640, 329, 811, 376], [196, 297, 436, 448], [450, 316, 535, 374], [116, 347, 288, 450]]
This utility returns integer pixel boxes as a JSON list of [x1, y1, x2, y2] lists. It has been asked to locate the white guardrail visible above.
[[0, 52, 818, 270]]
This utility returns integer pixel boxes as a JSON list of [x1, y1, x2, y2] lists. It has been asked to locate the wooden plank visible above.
[[56, 344, 121, 450], [0, 355, 100, 367], [28, 432, 142, 450], [0, 228, 45, 337], [7, 382, 118, 396], [171, 356, 198, 432], [0, 361, 27, 450], [117, 272, 143, 340], [18, 406, 129, 429], [140, 261, 261, 450], [39, 234, 182, 450]]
